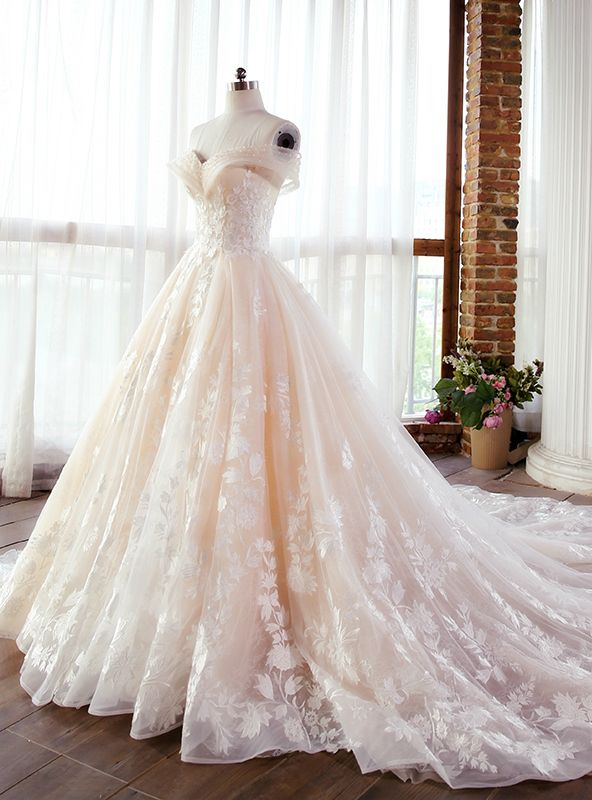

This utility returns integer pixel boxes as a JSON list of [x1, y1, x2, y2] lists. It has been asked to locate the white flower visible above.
[[237, 503, 258, 529], [258, 592, 276, 621], [530, 741, 575, 772], [362, 559, 392, 584], [283, 716, 307, 742], [237, 703, 272, 739], [553, 692, 587, 722], [407, 601, 438, 637], [506, 681, 534, 715], [288, 564, 317, 594], [409, 714, 431, 741], [307, 685, 324, 711], [267, 643, 296, 672], [390, 580, 405, 605]]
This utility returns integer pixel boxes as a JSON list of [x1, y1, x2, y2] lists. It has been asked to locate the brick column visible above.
[[460, 0, 522, 364]]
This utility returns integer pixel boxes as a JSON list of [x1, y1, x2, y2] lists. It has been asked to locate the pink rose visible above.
[[483, 414, 503, 429], [464, 385, 477, 394], [493, 403, 506, 414], [424, 409, 442, 424], [504, 390, 511, 401]]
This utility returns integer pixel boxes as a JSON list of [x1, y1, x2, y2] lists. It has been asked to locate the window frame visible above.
[[406, 0, 465, 418]]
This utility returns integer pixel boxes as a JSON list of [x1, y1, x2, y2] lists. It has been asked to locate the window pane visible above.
[[404, 256, 444, 415], [413, 0, 450, 239]]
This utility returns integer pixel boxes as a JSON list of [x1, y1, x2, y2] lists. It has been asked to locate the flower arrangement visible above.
[[425, 339, 543, 430]]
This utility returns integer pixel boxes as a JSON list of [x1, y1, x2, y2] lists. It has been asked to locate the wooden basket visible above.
[[470, 408, 512, 470]]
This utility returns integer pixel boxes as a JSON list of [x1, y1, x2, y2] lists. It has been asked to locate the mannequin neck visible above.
[[224, 87, 265, 113]]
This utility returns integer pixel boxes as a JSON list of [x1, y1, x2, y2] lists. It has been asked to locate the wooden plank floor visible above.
[[1, 456, 591, 799]]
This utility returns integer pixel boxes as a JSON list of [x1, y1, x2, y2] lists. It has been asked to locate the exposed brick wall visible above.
[[404, 422, 462, 455], [460, 0, 522, 364]]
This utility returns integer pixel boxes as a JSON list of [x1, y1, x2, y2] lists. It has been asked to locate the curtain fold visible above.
[[0, 0, 417, 498], [516, 0, 545, 370]]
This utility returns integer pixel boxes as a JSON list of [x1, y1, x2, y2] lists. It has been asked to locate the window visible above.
[[1, 0, 465, 490], [403, 0, 465, 417]]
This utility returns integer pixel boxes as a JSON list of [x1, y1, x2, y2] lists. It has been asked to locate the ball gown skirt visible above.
[[2, 143, 592, 789]]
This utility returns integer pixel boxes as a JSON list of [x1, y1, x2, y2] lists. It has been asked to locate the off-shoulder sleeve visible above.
[[199, 144, 301, 195], [260, 144, 301, 195], [276, 147, 301, 195], [166, 148, 202, 199], [167, 143, 301, 197]]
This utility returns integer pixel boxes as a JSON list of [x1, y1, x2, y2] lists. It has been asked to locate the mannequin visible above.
[[189, 68, 300, 164]]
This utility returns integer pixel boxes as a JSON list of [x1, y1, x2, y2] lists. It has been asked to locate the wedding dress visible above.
[[2, 138, 592, 791]]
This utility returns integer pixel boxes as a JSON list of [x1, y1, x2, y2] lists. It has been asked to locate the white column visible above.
[[526, 0, 592, 495]]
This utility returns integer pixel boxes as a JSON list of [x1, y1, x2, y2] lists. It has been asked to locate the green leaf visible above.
[[460, 405, 484, 428], [433, 378, 457, 397], [475, 380, 496, 403], [454, 379, 496, 428]]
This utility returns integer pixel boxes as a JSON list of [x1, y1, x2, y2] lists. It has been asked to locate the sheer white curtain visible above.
[[0, 0, 418, 498], [516, 0, 545, 368], [514, 0, 544, 431]]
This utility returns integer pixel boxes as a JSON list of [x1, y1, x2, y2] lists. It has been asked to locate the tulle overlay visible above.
[[2, 143, 592, 789]]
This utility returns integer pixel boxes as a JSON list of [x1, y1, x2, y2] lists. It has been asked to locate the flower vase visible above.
[[470, 408, 513, 470]]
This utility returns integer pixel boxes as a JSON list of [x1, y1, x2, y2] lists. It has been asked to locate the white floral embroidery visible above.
[[341, 439, 353, 469], [286, 465, 317, 595], [252, 288, 266, 319], [4, 141, 592, 788], [305, 604, 360, 683], [273, 374, 291, 439], [312, 496, 345, 558], [193, 170, 276, 256], [361, 486, 394, 587]]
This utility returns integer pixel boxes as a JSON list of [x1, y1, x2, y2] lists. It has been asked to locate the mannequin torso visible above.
[[189, 87, 300, 165]]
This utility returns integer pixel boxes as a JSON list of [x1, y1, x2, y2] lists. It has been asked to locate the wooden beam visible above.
[[441, 0, 465, 375], [413, 238, 445, 257]]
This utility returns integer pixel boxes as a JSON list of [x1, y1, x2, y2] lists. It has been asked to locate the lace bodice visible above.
[[167, 144, 301, 257]]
